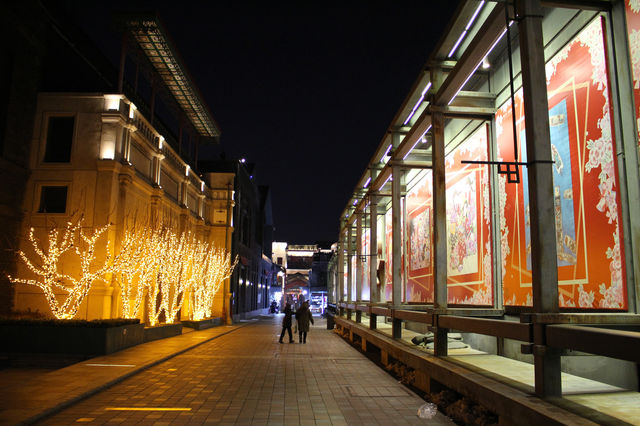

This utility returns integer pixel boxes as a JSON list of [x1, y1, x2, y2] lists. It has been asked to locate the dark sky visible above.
[[57, 1, 459, 244]]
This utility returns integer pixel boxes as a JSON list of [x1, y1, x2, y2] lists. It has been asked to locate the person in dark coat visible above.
[[295, 301, 314, 344], [279, 302, 295, 343]]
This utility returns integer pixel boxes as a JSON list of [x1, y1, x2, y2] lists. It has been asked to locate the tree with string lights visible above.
[[8, 219, 113, 319]]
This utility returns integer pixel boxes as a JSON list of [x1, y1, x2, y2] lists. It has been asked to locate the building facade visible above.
[[2, 5, 238, 323], [199, 160, 276, 320]]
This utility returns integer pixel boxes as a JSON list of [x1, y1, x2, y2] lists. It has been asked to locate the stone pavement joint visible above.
[[15, 316, 455, 425]]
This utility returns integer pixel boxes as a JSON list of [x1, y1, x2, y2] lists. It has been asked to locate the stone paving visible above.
[[25, 316, 453, 425]]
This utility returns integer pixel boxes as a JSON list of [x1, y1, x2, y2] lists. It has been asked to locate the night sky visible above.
[[56, 1, 459, 244]]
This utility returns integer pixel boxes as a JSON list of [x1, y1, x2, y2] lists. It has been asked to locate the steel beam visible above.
[[369, 193, 379, 303], [371, 306, 391, 317], [432, 110, 448, 357], [392, 165, 403, 307], [347, 225, 353, 304], [518, 0, 560, 398], [338, 227, 345, 304], [546, 324, 640, 363], [439, 316, 532, 341], [356, 214, 363, 302], [394, 310, 435, 325]]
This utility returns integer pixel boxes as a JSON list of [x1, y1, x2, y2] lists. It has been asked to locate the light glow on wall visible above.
[[129, 103, 137, 119], [104, 95, 122, 112], [100, 140, 116, 160]]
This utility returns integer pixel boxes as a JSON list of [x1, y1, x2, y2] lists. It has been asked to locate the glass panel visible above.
[[361, 228, 371, 300], [406, 170, 433, 303], [445, 124, 493, 305], [496, 17, 627, 309], [384, 207, 393, 302]]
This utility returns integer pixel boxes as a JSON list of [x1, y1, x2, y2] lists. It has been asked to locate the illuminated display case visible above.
[[496, 17, 627, 309]]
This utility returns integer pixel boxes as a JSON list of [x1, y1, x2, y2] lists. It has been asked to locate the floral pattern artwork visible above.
[[361, 229, 371, 300], [447, 175, 479, 275], [406, 171, 434, 302], [403, 125, 493, 306], [385, 208, 394, 302], [497, 17, 627, 309], [351, 255, 357, 300], [445, 125, 493, 306]]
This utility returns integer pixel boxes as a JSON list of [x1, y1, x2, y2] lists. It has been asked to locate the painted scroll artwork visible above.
[[497, 17, 627, 309], [361, 229, 370, 300], [406, 171, 434, 302], [445, 125, 493, 305], [385, 208, 394, 302]]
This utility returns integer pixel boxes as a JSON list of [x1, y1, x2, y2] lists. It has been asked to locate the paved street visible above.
[[34, 316, 452, 425]]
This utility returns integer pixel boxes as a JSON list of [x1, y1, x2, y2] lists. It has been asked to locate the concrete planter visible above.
[[0, 322, 144, 355], [181, 317, 222, 330], [144, 323, 182, 342]]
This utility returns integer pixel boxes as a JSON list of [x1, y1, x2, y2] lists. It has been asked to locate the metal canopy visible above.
[[125, 16, 221, 139]]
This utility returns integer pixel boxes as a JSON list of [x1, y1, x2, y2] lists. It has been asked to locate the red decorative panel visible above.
[[445, 125, 493, 305], [497, 18, 627, 309], [406, 171, 434, 302]]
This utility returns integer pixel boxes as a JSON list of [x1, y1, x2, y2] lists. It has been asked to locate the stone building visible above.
[[199, 160, 276, 320], [1, 3, 236, 323]]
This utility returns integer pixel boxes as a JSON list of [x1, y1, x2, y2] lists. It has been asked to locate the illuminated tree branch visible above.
[[8, 219, 112, 319]]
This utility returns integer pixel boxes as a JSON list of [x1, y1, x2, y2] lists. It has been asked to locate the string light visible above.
[[8, 219, 113, 319], [9, 219, 236, 324]]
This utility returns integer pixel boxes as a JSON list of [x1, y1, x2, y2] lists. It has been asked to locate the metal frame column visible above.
[[432, 110, 448, 356], [369, 192, 378, 328], [518, 0, 561, 397], [347, 224, 353, 320], [610, 1, 640, 313], [337, 226, 345, 316], [392, 165, 403, 338], [355, 213, 363, 322]]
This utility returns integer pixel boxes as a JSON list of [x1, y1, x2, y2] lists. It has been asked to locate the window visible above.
[[38, 186, 68, 213], [44, 116, 74, 162], [277, 257, 283, 265]]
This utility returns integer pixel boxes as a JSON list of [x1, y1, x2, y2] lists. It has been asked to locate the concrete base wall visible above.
[[0, 323, 144, 355], [144, 323, 183, 342], [181, 317, 222, 330]]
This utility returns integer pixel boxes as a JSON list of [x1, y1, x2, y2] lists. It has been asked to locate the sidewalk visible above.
[[1, 315, 454, 425], [0, 322, 249, 425]]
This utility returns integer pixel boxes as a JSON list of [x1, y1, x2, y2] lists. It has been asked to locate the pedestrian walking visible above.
[[279, 302, 295, 343], [295, 300, 314, 344]]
